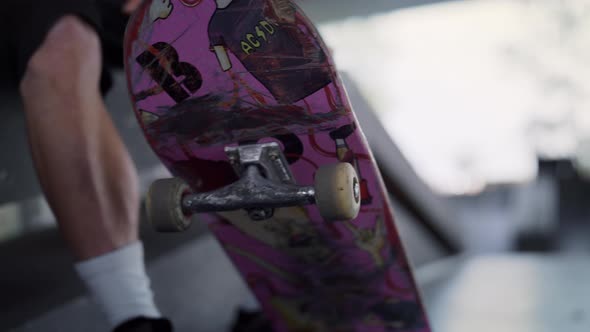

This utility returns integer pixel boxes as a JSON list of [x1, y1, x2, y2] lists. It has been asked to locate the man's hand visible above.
[[123, 0, 143, 15]]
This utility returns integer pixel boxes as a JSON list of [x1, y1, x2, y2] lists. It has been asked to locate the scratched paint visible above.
[[124, 1, 431, 331]]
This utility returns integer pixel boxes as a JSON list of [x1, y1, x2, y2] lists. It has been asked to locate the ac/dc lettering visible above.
[[136, 42, 202, 103], [241, 21, 277, 55]]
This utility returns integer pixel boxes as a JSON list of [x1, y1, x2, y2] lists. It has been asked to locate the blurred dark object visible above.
[[515, 158, 590, 252], [97, 0, 129, 93], [113, 317, 173, 332], [230, 310, 273, 332], [515, 231, 558, 252], [97, 0, 127, 68]]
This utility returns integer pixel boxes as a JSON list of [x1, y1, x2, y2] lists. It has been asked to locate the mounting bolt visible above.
[[248, 207, 274, 221]]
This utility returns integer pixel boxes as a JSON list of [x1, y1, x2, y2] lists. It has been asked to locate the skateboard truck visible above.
[[146, 143, 361, 232], [182, 143, 316, 221]]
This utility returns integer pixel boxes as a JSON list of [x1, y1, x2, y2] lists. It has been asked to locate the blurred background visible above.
[[1, 0, 590, 331]]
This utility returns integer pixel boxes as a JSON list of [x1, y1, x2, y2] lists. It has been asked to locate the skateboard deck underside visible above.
[[124, 1, 431, 331]]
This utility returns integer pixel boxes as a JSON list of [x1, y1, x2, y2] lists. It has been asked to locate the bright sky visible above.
[[319, 0, 590, 195]]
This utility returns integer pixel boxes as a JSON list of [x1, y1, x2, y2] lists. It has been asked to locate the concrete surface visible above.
[[13, 237, 590, 332], [11, 235, 257, 332]]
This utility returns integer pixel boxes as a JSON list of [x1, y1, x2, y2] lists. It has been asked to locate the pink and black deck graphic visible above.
[[124, 0, 431, 331]]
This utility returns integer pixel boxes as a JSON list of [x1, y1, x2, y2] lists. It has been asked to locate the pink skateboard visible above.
[[124, 0, 431, 331]]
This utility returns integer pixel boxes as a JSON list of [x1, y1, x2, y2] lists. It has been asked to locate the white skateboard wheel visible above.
[[314, 163, 361, 221], [146, 178, 193, 232]]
